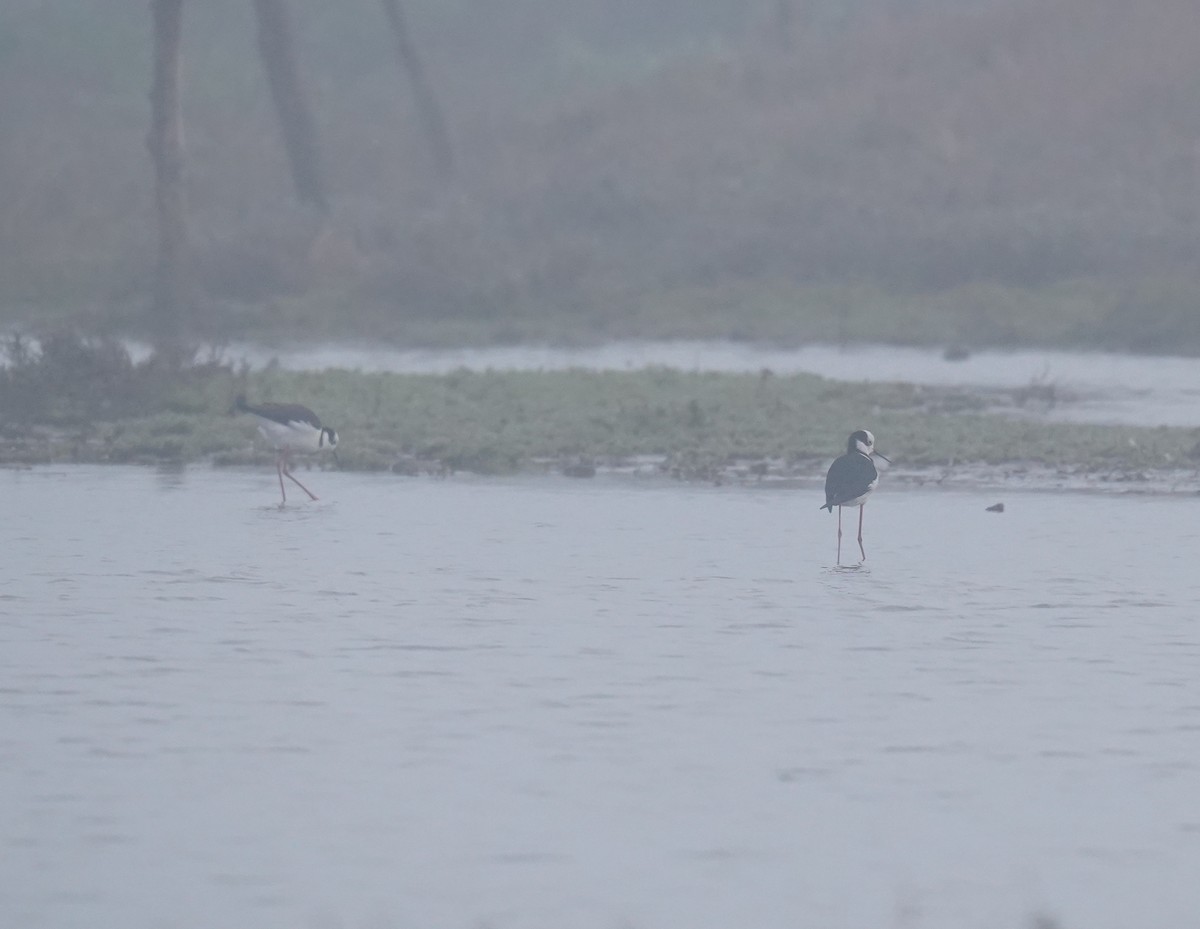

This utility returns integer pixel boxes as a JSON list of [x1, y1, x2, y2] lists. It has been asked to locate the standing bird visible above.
[[821, 429, 890, 565], [234, 395, 338, 504]]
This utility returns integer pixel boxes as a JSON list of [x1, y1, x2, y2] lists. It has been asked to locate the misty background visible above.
[[7, 8, 1200, 927], [2, 0, 1198, 350]]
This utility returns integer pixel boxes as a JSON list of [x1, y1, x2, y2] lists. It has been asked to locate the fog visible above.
[[4, 6, 1200, 928], [2, 0, 1198, 350]]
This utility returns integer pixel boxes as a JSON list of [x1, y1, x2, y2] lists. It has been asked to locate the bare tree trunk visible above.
[[380, 0, 455, 180], [252, 0, 329, 213], [147, 0, 189, 338]]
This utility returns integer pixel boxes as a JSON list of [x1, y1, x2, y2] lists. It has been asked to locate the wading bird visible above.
[[234, 395, 338, 505], [821, 429, 889, 565]]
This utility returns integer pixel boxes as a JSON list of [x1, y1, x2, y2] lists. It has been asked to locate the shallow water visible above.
[[217, 340, 1200, 428], [3, 466, 1200, 929]]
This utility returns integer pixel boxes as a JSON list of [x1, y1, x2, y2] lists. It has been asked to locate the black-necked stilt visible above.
[[234, 395, 338, 504], [821, 429, 889, 565]]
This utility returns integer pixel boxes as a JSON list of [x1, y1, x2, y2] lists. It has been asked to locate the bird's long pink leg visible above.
[[836, 505, 843, 566], [276, 453, 288, 505], [857, 504, 867, 562], [282, 454, 318, 501]]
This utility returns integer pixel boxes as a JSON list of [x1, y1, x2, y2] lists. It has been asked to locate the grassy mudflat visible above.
[[2, 341, 1196, 481]]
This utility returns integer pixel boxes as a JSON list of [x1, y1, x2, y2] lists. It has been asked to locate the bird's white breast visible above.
[[837, 478, 878, 509]]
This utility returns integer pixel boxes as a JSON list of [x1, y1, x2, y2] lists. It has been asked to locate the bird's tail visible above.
[[820, 502, 834, 512]]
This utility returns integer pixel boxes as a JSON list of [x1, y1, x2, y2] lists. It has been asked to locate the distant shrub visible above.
[[0, 331, 232, 425], [1092, 276, 1200, 353]]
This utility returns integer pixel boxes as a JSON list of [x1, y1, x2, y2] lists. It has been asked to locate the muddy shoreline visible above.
[[5, 445, 1198, 497]]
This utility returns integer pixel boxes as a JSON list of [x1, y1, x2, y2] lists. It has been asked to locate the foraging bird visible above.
[[234, 395, 337, 504], [821, 429, 889, 565]]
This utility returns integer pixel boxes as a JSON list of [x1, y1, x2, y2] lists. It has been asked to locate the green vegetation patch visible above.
[[2, 335, 1196, 477]]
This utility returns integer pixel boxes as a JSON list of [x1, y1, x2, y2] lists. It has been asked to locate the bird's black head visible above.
[[847, 429, 875, 455], [320, 426, 338, 450]]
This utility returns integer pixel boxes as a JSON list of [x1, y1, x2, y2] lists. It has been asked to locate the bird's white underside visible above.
[[836, 484, 876, 509], [255, 418, 326, 453]]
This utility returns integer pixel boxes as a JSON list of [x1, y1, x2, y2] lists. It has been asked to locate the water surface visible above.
[[3, 466, 1199, 929]]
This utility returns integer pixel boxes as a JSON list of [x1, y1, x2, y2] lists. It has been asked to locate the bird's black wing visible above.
[[236, 396, 322, 429], [822, 452, 878, 509]]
